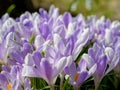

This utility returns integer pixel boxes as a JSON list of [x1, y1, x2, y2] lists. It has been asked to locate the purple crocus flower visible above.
[[53, 27, 90, 61], [82, 43, 119, 89], [93, 18, 120, 75], [112, 38, 120, 74], [1, 5, 120, 90], [0, 32, 20, 64], [22, 49, 68, 87], [0, 65, 32, 90], [9, 42, 33, 65], [65, 59, 96, 89], [17, 12, 33, 41], [82, 43, 107, 89], [104, 47, 119, 74]]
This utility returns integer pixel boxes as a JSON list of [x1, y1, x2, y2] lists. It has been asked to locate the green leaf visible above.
[[7, 4, 16, 14], [62, 76, 73, 90], [41, 51, 46, 57], [31, 78, 47, 90], [39, 86, 50, 90], [29, 33, 35, 44]]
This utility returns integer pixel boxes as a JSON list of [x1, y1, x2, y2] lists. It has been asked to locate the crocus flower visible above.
[[104, 47, 119, 74], [112, 39, 120, 74], [82, 43, 119, 89], [0, 32, 20, 64], [82, 43, 107, 89], [65, 59, 96, 89], [22, 49, 68, 88], [0, 5, 120, 90], [53, 27, 90, 61], [0, 65, 32, 90], [9, 42, 33, 65]]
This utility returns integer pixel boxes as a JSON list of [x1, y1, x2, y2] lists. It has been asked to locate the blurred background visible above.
[[0, 0, 120, 20]]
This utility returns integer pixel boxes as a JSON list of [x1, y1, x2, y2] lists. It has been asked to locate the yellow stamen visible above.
[[74, 72, 79, 82], [7, 83, 12, 90]]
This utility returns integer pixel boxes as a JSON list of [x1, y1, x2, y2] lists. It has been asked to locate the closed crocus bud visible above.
[[34, 35, 45, 49], [104, 47, 119, 75], [65, 22, 76, 39], [104, 29, 113, 45]]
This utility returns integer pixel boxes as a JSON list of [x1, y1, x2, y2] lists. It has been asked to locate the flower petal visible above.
[[22, 66, 39, 77]]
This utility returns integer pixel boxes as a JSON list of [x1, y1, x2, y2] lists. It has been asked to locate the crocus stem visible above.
[[94, 80, 99, 90], [50, 85, 54, 90], [60, 73, 65, 90], [95, 85, 99, 90], [74, 87, 80, 90]]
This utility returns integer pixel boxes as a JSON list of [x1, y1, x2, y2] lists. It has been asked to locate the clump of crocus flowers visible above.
[[0, 5, 120, 90]]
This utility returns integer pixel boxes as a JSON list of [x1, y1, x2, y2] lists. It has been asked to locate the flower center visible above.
[[7, 83, 12, 90], [74, 72, 79, 82]]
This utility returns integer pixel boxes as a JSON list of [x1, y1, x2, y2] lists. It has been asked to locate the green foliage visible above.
[[7, 4, 15, 14], [62, 76, 73, 90], [31, 78, 48, 90], [29, 33, 35, 44], [98, 71, 120, 90]]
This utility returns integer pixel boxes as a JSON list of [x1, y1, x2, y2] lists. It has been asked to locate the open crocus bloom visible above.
[[0, 65, 32, 90], [65, 59, 96, 89], [82, 43, 119, 89], [22, 49, 68, 86]]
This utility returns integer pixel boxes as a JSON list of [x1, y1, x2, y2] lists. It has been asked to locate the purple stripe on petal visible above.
[[77, 72, 88, 87], [63, 12, 72, 28], [97, 56, 107, 77], [0, 74, 8, 85], [42, 60, 52, 82], [32, 51, 42, 69]]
